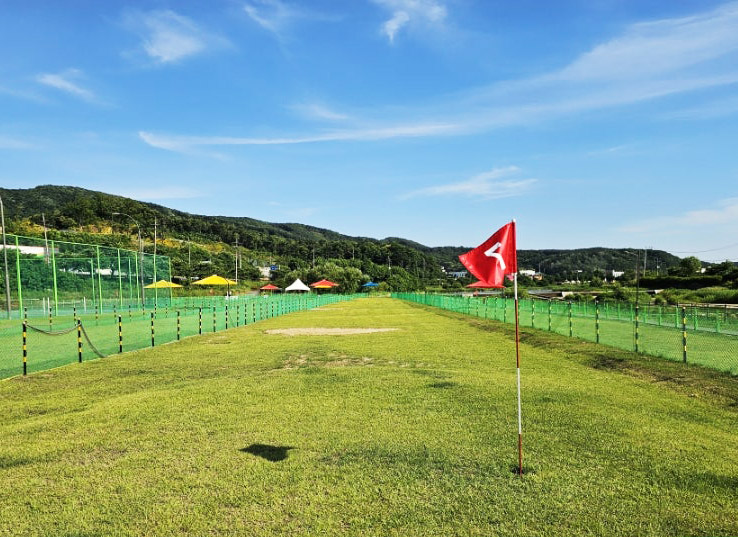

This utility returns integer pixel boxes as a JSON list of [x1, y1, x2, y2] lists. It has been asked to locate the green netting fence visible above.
[[393, 293, 738, 375], [1, 293, 359, 379], [0, 233, 171, 319]]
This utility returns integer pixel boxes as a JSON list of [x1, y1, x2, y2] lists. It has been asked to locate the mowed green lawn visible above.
[[1, 297, 736, 536]]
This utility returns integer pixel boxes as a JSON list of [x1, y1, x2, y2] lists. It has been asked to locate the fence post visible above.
[[226, 304, 229, 330], [682, 306, 687, 363], [177, 310, 181, 341], [150, 312, 155, 347], [548, 300, 552, 332], [568, 302, 573, 337], [531, 300, 535, 329], [22, 321, 27, 376], [237, 304, 240, 327], [199, 307, 202, 335], [77, 320, 82, 362], [634, 305, 640, 353], [48, 305, 52, 330], [595, 299, 600, 344], [118, 315, 123, 353], [213, 307, 216, 333]]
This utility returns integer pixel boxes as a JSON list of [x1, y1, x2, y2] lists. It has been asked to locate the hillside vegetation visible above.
[[0, 185, 692, 292]]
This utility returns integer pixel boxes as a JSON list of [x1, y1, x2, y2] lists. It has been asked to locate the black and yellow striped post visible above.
[[165, 306, 168, 319], [682, 306, 687, 363], [95, 305, 99, 323], [236, 304, 240, 327], [225, 304, 229, 330], [634, 305, 640, 353], [548, 300, 552, 332], [198, 307, 202, 335], [113, 304, 117, 318], [22, 321, 27, 376], [24, 307, 28, 321], [212, 307, 216, 333], [568, 301, 573, 337], [48, 305, 52, 330], [128, 304, 132, 321], [150, 312, 155, 347], [77, 320, 82, 363], [73, 306, 77, 325], [118, 315, 123, 353], [177, 310, 181, 341], [595, 299, 600, 344]]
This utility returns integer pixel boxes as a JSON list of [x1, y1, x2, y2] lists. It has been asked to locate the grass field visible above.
[[1, 297, 737, 536]]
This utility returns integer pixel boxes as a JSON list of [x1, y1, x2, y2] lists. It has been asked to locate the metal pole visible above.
[[50, 240, 58, 316], [0, 195, 11, 318], [14, 235, 22, 314], [514, 271, 523, 477]]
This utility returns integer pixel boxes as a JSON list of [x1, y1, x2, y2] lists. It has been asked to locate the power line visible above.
[[670, 241, 738, 254]]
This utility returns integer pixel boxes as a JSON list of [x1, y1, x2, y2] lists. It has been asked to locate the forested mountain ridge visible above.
[[0, 185, 683, 285]]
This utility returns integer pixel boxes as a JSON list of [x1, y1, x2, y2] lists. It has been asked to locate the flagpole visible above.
[[513, 222, 523, 476]]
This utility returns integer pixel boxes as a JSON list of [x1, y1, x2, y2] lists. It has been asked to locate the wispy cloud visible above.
[[400, 166, 536, 200], [140, 3, 738, 152], [36, 69, 96, 102], [139, 122, 458, 150], [290, 102, 351, 121], [663, 95, 738, 120], [620, 197, 738, 233], [0, 136, 34, 150], [244, 0, 300, 38], [372, 0, 447, 43], [123, 10, 227, 64]]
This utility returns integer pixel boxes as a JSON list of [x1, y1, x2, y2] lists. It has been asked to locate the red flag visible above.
[[458, 221, 517, 287]]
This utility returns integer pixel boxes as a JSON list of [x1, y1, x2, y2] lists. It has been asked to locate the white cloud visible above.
[[400, 166, 537, 200], [291, 102, 351, 121], [372, 0, 447, 43], [138, 122, 458, 151], [244, 0, 299, 36], [124, 10, 226, 64], [36, 69, 96, 102], [663, 95, 738, 120], [139, 3, 738, 152], [0, 136, 34, 150], [620, 197, 738, 233]]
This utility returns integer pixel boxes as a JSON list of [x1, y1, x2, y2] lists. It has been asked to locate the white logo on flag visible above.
[[484, 242, 506, 271]]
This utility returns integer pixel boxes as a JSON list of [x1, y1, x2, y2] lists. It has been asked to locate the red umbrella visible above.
[[310, 279, 339, 289], [260, 284, 281, 290]]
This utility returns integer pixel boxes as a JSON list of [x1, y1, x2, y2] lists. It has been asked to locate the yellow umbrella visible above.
[[145, 279, 183, 289], [192, 274, 238, 296], [192, 274, 237, 286]]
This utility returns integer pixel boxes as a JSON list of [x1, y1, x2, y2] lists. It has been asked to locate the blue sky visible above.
[[1, 0, 737, 261]]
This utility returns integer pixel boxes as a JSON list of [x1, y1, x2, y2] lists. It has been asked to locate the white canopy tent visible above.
[[285, 278, 310, 292]]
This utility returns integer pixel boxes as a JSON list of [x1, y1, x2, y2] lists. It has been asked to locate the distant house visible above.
[[0, 245, 59, 257], [519, 269, 536, 277], [448, 270, 468, 279], [611, 270, 625, 278], [258, 267, 271, 280]]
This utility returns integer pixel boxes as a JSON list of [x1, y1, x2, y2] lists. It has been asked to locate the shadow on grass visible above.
[[0, 455, 35, 469], [428, 381, 457, 389], [241, 444, 294, 462]]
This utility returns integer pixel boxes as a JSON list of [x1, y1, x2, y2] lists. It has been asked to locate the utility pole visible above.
[[234, 234, 239, 282], [1, 195, 11, 319], [42, 213, 50, 264]]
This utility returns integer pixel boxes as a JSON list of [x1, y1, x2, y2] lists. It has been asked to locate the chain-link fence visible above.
[[0, 233, 171, 319], [393, 293, 738, 375], [0, 293, 359, 379]]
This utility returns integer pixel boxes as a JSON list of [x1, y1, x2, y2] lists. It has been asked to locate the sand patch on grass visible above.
[[265, 327, 398, 336]]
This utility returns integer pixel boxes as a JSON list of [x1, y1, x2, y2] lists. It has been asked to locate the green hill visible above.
[[0, 185, 683, 286]]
